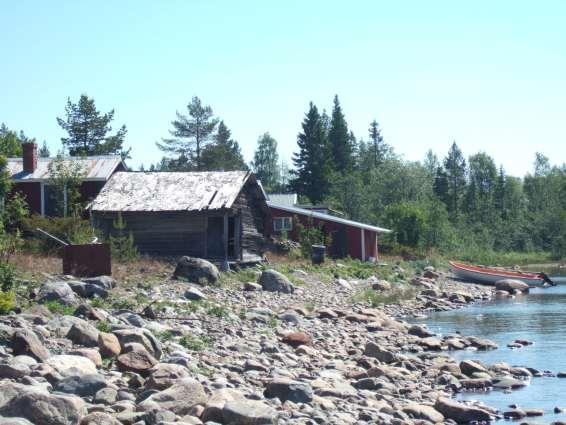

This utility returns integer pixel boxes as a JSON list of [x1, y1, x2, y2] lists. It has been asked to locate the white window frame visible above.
[[273, 216, 292, 232]]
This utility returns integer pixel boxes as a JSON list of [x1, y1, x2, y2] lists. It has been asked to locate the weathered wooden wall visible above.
[[231, 179, 267, 259]]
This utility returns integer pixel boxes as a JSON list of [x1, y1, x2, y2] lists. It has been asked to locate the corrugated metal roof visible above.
[[8, 156, 123, 182], [90, 171, 253, 212], [267, 193, 298, 207], [268, 202, 391, 233]]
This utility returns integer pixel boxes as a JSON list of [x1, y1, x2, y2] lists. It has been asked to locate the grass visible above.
[[0, 291, 16, 314], [354, 286, 417, 307], [179, 334, 213, 351], [43, 299, 75, 315], [96, 321, 112, 333]]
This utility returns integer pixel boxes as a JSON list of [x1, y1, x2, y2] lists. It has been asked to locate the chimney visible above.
[[22, 142, 38, 173]]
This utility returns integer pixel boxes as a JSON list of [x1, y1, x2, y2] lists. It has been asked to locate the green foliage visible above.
[[57, 94, 128, 157], [22, 215, 96, 253], [0, 291, 15, 314], [96, 321, 112, 333], [384, 202, 426, 248], [252, 132, 280, 191], [200, 121, 247, 171], [157, 96, 218, 171], [328, 95, 353, 173], [109, 213, 139, 263], [356, 286, 416, 307], [206, 303, 229, 318], [43, 300, 75, 315], [47, 154, 85, 217], [179, 334, 213, 351], [3, 193, 30, 233], [295, 218, 326, 258], [0, 232, 23, 262], [0, 262, 17, 292]]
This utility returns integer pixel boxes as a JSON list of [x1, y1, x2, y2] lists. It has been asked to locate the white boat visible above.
[[449, 261, 553, 287]]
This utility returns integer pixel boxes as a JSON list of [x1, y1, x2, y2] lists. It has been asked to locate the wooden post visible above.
[[223, 213, 229, 262], [360, 228, 365, 261]]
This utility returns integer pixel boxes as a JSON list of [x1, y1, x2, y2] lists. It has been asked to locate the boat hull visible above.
[[449, 261, 547, 287]]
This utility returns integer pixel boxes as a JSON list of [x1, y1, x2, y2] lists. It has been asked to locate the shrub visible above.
[[43, 300, 75, 315], [0, 262, 17, 292], [109, 213, 139, 263], [0, 231, 23, 262], [2, 192, 30, 233], [22, 215, 97, 254], [0, 291, 15, 314], [96, 321, 111, 333], [295, 217, 328, 258]]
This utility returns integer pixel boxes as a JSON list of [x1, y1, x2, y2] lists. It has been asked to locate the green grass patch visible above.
[[0, 291, 16, 314], [179, 334, 213, 351], [96, 321, 112, 333], [43, 300, 75, 315], [354, 286, 417, 307]]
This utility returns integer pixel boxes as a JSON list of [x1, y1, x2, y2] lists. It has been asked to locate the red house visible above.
[[7, 142, 126, 216], [267, 194, 390, 261]]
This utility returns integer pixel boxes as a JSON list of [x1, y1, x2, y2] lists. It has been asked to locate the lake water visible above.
[[419, 268, 566, 424]]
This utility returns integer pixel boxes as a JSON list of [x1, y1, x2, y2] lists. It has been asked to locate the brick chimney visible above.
[[22, 142, 38, 173]]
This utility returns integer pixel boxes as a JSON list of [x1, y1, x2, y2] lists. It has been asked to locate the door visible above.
[[206, 217, 224, 258]]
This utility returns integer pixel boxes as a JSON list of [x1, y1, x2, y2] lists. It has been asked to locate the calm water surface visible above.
[[419, 269, 566, 424]]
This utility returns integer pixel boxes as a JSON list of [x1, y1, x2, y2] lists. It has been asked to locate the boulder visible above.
[[460, 359, 489, 377], [113, 328, 162, 359], [202, 389, 246, 422], [243, 281, 262, 291], [495, 279, 530, 293], [11, 329, 50, 361], [281, 332, 312, 348], [0, 418, 35, 425], [258, 269, 294, 293], [54, 374, 108, 397], [82, 276, 115, 290], [45, 354, 97, 377], [137, 378, 207, 416], [145, 363, 190, 390], [0, 381, 86, 425], [174, 256, 219, 285], [434, 397, 491, 423], [79, 412, 121, 425], [403, 403, 444, 423], [184, 287, 206, 301], [116, 348, 157, 374], [364, 341, 396, 363], [264, 378, 313, 403], [37, 281, 79, 306], [98, 332, 121, 357], [67, 322, 100, 347], [222, 399, 277, 425]]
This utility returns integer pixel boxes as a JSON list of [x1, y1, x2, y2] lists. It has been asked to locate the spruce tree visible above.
[[251, 133, 280, 191], [328, 95, 353, 173], [368, 120, 391, 167], [200, 121, 247, 171], [291, 103, 330, 203], [443, 141, 467, 219], [57, 94, 128, 157], [38, 141, 50, 158], [157, 96, 218, 171]]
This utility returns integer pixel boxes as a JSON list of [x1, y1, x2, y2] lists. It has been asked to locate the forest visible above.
[[1, 94, 565, 262]]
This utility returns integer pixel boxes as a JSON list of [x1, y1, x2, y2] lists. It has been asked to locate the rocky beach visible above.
[[0, 257, 559, 425]]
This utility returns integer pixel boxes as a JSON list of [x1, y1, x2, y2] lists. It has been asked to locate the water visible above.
[[419, 269, 566, 424]]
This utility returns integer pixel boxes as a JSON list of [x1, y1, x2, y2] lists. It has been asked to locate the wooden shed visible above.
[[89, 171, 268, 262]]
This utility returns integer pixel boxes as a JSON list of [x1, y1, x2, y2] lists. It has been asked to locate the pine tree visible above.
[[443, 141, 467, 218], [109, 213, 138, 262], [157, 96, 218, 171], [368, 120, 391, 167], [200, 121, 247, 171], [291, 103, 330, 203], [38, 141, 50, 158], [252, 133, 279, 191], [328, 95, 353, 173], [57, 94, 128, 157]]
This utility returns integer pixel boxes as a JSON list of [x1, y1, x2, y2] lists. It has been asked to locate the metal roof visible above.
[[8, 156, 124, 182], [267, 193, 298, 207], [90, 171, 255, 212], [268, 202, 391, 233]]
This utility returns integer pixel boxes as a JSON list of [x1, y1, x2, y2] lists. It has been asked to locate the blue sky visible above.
[[1, 1, 564, 176]]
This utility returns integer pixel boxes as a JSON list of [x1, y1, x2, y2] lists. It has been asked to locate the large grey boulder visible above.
[[222, 399, 277, 425], [495, 279, 530, 293], [258, 269, 294, 293], [137, 378, 207, 416], [38, 281, 80, 306], [174, 256, 219, 285], [403, 403, 444, 423], [434, 397, 491, 423], [45, 354, 97, 377], [66, 322, 100, 347], [112, 328, 162, 359], [459, 359, 488, 377], [54, 374, 108, 397], [364, 341, 396, 363], [11, 329, 50, 361], [264, 378, 313, 403], [0, 381, 86, 425], [79, 412, 121, 425], [145, 363, 190, 390], [82, 276, 115, 290], [0, 418, 35, 425]]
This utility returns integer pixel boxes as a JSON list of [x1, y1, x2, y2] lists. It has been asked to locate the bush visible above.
[[295, 217, 328, 258], [2, 192, 29, 233], [0, 232, 23, 262], [0, 262, 17, 292], [0, 291, 15, 314], [109, 213, 138, 263]]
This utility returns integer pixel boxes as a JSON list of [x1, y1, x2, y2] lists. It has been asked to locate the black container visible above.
[[311, 244, 326, 264]]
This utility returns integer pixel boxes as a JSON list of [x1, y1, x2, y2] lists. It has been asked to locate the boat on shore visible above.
[[449, 260, 554, 287]]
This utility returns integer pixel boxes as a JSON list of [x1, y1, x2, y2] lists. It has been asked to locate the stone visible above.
[[116, 348, 158, 374], [145, 363, 190, 390], [503, 409, 527, 419], [37, 281, 79, 306], [69, 348, 102, 367], [403, 403, 444, 423], [264, 378, 313, 403], [67, 322, 100, 347], [45, 354, 98, 377], [184, 287, 206, 301], [98, 332, 121, 357], [424, 269, 440, 279], [258, 269, 294, 293], [113, 328, 162, 359], [79, 412, 122, 425], [202, 389, 246, 422], [372, 280, 391, 291], [0, 418, 35, 425], [459, 359, 488, 376], [492, 376, 528, 389], [54, 374, 108, 396], [495, 279, 530, 293], [408, 324, 435, 338], [82, 275, 115, 290], [138, 378, 207, 416], [222, 399, 277, 425], [11, 329, 50, 361], [278, 311, 301, 323], [93, 387, 118, 405], [243, 281, 262, 291], [0, 381, 86, 425], [364, 341, 396, 363], [434, 397, 491, 423], [0, 362, 30, 379], [281, 332, 312, 348], [317, 308, 338, 319], [174, 256, 219, 285], [74, 304, 106, 321]]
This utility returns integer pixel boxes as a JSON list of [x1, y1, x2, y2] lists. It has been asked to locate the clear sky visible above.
[[1, 1, 564, 176]]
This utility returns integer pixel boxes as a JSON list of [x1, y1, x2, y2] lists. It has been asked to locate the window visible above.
[[273, 217, 292, 232]]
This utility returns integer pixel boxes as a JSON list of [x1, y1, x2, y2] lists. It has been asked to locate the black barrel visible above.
[[311, 244, 326, 264]]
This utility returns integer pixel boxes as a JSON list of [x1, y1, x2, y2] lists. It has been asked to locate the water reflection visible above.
[[421, 281, 566, 424]]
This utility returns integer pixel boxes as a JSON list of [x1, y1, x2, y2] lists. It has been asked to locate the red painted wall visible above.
[[269, 206, 379, 260], [12, 182, 42, 214]]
